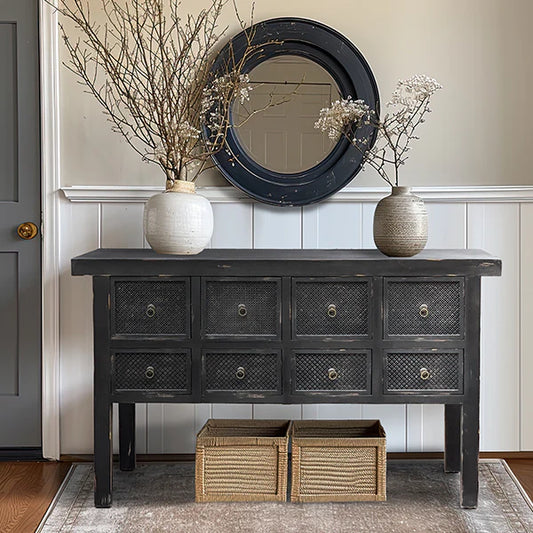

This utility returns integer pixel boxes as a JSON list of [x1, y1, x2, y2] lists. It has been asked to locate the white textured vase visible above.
[[143, 180, 213, 255], [373, 186, 428, 257]]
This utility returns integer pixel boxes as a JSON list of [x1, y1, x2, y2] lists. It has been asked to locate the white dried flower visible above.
[[314, 75, 442, 187], [176, 120, 200, 141], [314, 97, 372, 140], [388, 74, 442, 108]]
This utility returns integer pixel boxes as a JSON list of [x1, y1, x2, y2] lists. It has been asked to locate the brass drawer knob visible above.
[[17, 222, 38, 240], [235, 366, 246, 380], [420, 367, 430, 380], [145, 366, 155, 379], [327, 304, 337, 318], [419, 304, 429, 318], [237, 304, 247, 317], [146, 304, 156, 318], [328, 368, 338, 381]]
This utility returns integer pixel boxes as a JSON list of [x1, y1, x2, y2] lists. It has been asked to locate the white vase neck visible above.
[[167, 180, 196, 194]]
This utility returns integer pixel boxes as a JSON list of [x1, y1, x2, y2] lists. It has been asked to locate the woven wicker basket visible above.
[[195, 419, 291, 502], [290, 419, 386, 503]]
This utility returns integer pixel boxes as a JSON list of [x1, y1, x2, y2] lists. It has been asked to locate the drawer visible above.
[[292, 350, 371, 393], [384, 278, 463, 337], [112, 351, 191, 393], [202, 278, 281, 338], [203, 350, 281, 393], [292, 278, 371, 337], [384, 351, 463, 393], [112, 279, 190, 337]]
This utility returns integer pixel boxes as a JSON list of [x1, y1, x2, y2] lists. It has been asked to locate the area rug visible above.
[[38, 460, 533, 533]]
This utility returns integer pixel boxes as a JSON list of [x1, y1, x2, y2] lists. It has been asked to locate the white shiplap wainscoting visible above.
[[59, 186, 533, 454]]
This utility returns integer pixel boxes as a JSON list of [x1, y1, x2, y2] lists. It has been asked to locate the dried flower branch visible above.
[[315, 75, 442, 186], [53, 0, 273, 188]]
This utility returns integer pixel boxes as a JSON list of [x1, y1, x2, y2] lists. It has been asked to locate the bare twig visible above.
[[51, 0, 272, 187]]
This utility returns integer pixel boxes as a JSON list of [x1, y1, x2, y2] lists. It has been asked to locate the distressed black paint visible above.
[[74, 248, 500, 508], [119, 403, 136, 472], [207, 18, 380, 206]]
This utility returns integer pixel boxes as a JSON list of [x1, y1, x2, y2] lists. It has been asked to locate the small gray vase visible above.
[[373, 186, 428, 257]]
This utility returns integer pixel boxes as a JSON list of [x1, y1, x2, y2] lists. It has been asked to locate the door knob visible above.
[[17, 222, 38, 240]]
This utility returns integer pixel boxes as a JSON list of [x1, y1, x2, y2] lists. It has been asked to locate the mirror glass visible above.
[[232, 55, 341, 174]]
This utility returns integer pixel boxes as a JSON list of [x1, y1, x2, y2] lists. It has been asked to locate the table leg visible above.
[[461, 402, 480, 508], [119, 403, 136, 471], [94, 393, 113, 507], [444, 404, 461, 473], [93, 276, 113, 508]]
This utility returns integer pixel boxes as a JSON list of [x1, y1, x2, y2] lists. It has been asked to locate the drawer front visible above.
[[293, 279, 371, 337], [293, 351, 371, 393], [203, 279, 281, 338], [384, 351, 463, 393], [113, 279, 189, 337], [204, 351, 281, 393], [385, 279, 463, 337], [112, 351, 191, 393]]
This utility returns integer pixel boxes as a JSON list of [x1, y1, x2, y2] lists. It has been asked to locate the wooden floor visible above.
[[507, 459, 533, 500], [0, 462, 71, 533], [1, 459, 532, 533]]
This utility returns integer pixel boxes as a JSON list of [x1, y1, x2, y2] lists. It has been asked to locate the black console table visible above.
[[71, 248, 501, 508]]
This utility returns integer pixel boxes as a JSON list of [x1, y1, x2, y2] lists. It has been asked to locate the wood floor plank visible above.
[[506, 459, 533, 500], [0, 462, 71, 533]]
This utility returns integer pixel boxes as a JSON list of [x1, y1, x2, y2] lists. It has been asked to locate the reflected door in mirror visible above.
[[232, 56, 341, 174]]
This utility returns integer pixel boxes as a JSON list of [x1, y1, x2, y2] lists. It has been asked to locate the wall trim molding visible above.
[[61, 185, 533, 204], [40, 0, 61, 460]]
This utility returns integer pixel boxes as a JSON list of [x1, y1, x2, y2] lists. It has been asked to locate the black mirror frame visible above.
[[208, 18, 380, 207]]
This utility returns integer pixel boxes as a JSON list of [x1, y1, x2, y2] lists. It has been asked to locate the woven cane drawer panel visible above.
[[203, 279, 281, 338], [385, 279, 463, 337], [204, 351, 281, 392], [384, 351, 463, 393], [113, 279, 189, 336], [293, 351, 370, 393], [293, 279, 370, 337], [112, 351, 191, 393]]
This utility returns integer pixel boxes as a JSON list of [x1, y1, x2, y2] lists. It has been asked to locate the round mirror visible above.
[[208, 18, 380, 206], [232, 55, 341, 174]]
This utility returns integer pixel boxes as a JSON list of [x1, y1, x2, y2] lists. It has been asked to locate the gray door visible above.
[[0, 0, 41, 451]]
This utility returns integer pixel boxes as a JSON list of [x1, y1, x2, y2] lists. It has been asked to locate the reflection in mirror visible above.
[[232, 55, 341, 174]]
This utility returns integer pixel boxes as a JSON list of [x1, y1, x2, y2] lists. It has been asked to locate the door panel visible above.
[[0, 0, 41, 449], [0, 23, 17, 202], [0, 253, 18, 395]]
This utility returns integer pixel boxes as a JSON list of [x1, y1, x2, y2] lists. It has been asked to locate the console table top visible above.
[[72, 248, 501, 277]]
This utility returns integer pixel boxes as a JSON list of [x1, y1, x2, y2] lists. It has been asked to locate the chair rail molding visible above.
[[41, 0, 61, 460], [61, 185, 533, 204]]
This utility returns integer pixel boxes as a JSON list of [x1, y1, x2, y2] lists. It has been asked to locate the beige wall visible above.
[[59, 0, 533, 188]]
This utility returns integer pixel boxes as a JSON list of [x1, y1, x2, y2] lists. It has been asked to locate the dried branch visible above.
[[315, 75, 442, 186], [51, 0, 273, 187]]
